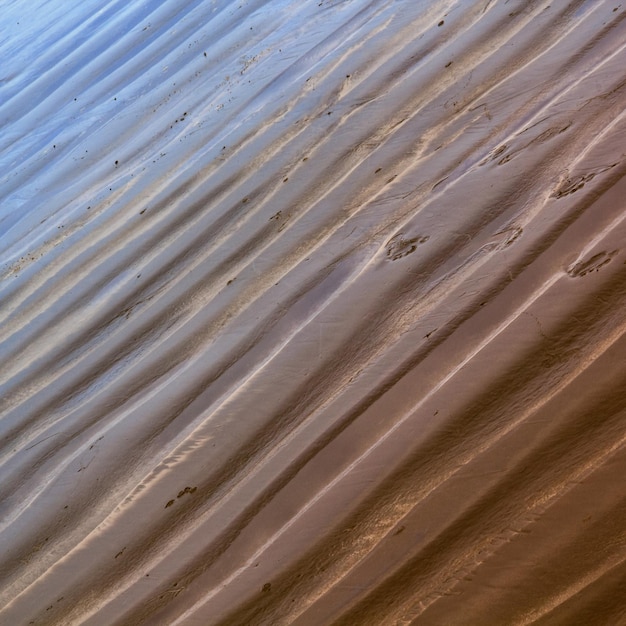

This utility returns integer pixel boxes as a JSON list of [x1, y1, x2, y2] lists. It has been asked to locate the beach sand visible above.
[[0, 0, 625, 624]]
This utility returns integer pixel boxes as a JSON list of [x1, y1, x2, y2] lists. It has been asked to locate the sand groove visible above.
[[1, 1, 625, 624]]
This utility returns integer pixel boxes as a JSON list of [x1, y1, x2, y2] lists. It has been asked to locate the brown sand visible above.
[[0, 0, 624, 624]]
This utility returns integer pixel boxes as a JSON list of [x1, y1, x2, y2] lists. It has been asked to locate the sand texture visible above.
[[1, 0, 625, 624]]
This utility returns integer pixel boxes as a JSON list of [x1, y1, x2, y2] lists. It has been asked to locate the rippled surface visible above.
[[1, 1, 625, 624]]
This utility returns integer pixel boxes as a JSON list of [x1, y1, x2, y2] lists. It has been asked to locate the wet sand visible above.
[[0, 0, 625, 624]]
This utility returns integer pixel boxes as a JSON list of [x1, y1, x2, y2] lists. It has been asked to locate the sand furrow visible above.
[[0, 1, 624, 624]]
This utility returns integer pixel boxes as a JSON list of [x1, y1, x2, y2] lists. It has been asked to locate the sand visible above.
[[0, 0, 625, 624]]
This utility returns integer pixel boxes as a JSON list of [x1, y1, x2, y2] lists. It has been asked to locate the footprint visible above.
[[552, 173, 595, 198], [386, 233, 429, 260], [493, 225, 522, 248], [567, 250, 618, 277]]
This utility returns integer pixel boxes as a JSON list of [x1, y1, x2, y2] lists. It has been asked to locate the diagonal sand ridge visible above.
[[0, 0, 625, 624]]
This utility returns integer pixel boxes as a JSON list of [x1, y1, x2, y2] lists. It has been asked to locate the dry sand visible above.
[[0, 0, 625, 624]]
